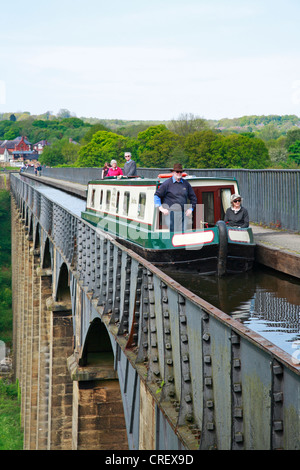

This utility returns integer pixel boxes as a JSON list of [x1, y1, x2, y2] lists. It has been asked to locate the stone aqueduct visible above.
[[9, 174, 300, 450]]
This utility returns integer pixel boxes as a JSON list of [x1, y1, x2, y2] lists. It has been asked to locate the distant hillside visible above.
[[1, 111, 299, 135], [208, 114, 300, 133], [0, 111, 167, 130]]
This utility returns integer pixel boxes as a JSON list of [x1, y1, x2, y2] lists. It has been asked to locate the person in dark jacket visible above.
[[123, 152, 137, 176], [224, 194, 249, 228], [154, 163, 197, 232]]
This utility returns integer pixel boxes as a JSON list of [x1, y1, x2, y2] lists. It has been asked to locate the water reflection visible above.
[[163, 266, 300, 357], [20, 175, 86, 217], [36, 186, 86, 217]]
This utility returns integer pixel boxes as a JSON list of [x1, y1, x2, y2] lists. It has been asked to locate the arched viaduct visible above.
[[10, 174, 300, 450]]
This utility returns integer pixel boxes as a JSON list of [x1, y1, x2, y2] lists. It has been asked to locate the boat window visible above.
[[221, 189, 231, 218], [106, 190, 111, 210], [202, 192, 214, 225], [91, 189, 95, 208], [100, 189, 103, 207], [116, 191, 120, 213], [123, 191, 130, 215], [138, 192, 146, 218]]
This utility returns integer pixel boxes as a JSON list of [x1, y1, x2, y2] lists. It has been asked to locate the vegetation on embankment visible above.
[[0, 187, 23, 450], [0, 380, 23, 450], [0, 190, 12, 346]]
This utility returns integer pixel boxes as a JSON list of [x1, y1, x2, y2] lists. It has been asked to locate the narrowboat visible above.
[[81, 174, 255, 275]]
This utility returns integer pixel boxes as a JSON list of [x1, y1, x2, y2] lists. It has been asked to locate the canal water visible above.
[[164, 266, 300, 358], [24, 177, 300, 358]]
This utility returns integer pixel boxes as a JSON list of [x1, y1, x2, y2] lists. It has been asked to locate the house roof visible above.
[[12, 151, 37, 154], [0, 140, 15, 149], [0, 136, 31, 148], [34, 140, 49, 145], [14, 136, 31, 145]]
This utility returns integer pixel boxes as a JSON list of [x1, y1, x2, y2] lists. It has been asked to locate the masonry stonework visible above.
[[11, 199, 129, 450]]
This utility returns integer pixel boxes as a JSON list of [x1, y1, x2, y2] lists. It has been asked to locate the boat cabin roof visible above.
[[87, 174, 238, 187]]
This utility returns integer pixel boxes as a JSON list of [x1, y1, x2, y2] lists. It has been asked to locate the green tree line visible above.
[[1, 113, 300, 169]]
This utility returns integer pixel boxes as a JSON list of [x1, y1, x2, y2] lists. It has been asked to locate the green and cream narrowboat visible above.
[[81, 174, 255, 275]]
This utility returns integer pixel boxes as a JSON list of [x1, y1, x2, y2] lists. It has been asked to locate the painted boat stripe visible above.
[[172, 230, 215, 247], [228, 229, 250, 243]]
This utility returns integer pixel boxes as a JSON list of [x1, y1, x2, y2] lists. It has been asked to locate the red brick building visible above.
[[0, 136, 37, 163]]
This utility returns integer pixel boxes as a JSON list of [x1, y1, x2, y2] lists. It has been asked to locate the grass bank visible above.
[[0, 380, 23, 450], [0, 188, 23, 450]]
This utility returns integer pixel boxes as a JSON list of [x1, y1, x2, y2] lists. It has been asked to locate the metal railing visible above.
[[24, 166, 300, 232], [139, 168, 300, 232]]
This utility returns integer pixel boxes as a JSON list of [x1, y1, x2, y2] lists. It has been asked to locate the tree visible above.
[[41, 111, 53, 120], [285, 128, 300, 149], [3, 127, 20, 140], [269, 147, 288, 164], [32, 120, 48, 128], [39, 140, 65, 166], [210, 134, 269, 169], [166, 145, 189, 169], [76, 130, 129, 167], [80, 123, 110, 145], [57, 108, 72, 119], [169, 113, 209, 136], [118, 122, 152, 139], [185, 131, 269, 169], [0, 121, 14, 139], [39, 138, 80, 166], [137, 125, 167, 152], [137, 126, 183, 167], [184, 130, 220, 167], [61, 140, 80, 164], [60, 117, 85, 128], [257, 123, 280, 142], [267, 136, 289, 165], [288, 140, 300, 165]]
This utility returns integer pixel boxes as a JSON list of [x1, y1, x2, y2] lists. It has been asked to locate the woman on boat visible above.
[[224, 194, 249, 228], [102, 162, 110, 178], [106, 160, 123, 177]]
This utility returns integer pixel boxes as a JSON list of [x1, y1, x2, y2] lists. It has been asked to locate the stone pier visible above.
[[11, 198, 128, 450]]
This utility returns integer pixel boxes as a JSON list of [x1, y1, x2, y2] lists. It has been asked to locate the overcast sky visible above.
[[0, 0, 300, 121]]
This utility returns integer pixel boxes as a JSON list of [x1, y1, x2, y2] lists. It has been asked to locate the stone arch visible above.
[[25, 206, 29, 228], [80, 318, 113, 367], [56, 262, 71, 303], [34, 222, 40, 252], [21, 200, 26, 219], [42, 238, 52, 269], [76, 317, 128, 450], [28, 213, 33, 241]]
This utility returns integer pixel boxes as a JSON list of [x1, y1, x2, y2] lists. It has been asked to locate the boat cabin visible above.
[[85, 175, 239, 232], [82, 175, 254, 275]]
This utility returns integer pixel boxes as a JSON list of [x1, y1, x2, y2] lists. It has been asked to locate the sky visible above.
[[0, 0, 300, 121]]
